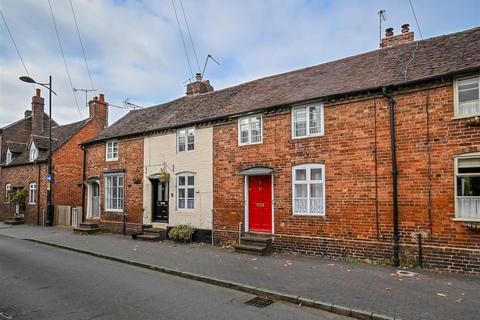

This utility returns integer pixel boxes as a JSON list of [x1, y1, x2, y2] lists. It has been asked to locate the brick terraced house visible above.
[[81, 25, 480, 271], [0, 90, 108, 225]]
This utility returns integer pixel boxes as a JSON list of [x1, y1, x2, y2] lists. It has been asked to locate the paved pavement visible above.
[[0, 235, 348, 320], [0, 223, 479, 320]]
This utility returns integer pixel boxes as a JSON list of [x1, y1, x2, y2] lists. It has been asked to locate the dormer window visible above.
[[5, 149, 12, 165], [29, 142, 38, 162]]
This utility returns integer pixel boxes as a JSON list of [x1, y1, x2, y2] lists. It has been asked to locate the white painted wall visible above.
[[143, 127, 213, 230]]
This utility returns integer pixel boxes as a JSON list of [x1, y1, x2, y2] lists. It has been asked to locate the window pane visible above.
[[311, 168, 322, 181], [294, 184, 307, 198], [295, 169, 306, 181], [178, 176, 185, 186], [251, 118, 261, 143], [187, 129, 195, 150], [294, 199, 307, 213], [187, 199, 194, 209], [187, 188, 194, 198], [187, 176, 194, 186], [178, 188, 185, 198], [240, 130, 249, 144], [294, 108, 307, 137], [457, 176, 480, 196], [178, 198, 185, 209], [309, 106, 322, 134], [459, 88, 479, 103], [310, 183, 323, 198]]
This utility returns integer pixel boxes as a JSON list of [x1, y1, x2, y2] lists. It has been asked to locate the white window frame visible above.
[[28, 182, 37, 204], [238, 114, 263, 146], [454, 75, 480, 119], [177, 127, 195, 153], [291, 103, 324, 139], [104, 173, 124, 212], [292, 164, 326, 216], [29, 142, 38, 162], [105, 141, 119, 161], [5, 183, 12, 203], [454, 153, 480, 221], [5, 148, 12, 165], [177, 172, 195, 211]]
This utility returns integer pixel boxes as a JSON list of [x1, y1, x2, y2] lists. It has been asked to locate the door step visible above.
[[4, 216, 24, 225], [73, 222, 101, 235], [234, 233, 273, 256], [134, 227, 167, 242]]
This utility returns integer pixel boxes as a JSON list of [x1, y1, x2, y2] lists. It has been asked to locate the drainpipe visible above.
[[81, 145, 86, 222], [382, 87, 400, 267]]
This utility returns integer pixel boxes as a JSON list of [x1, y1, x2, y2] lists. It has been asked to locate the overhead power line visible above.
[[47, 0, 82, 119], [408, 0, 423, 40], [0, 10, 34, 90], [179, 0, 201, 73], [172, 0, 193, 79], [69, 0, 95, 91]]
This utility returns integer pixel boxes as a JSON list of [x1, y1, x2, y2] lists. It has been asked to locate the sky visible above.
[[1, 0, 479, 126]]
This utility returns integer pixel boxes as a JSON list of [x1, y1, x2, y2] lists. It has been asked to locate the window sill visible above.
[[451, 217, 480, 222], [293, 213, 326, 217], [238, 141, 263, 147], [105, 210, 124, 214], [292, 133, 325, 140], [176, 209, 196, 213], [451, 114, 480, 120], [105, 158, 119, 162]]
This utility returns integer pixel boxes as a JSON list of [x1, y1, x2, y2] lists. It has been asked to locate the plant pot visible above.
[[159, 172, 170, 183]]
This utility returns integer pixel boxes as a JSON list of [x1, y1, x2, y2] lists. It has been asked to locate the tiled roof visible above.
[[86, 26, 480, 145], [3, 119, 87, 166]]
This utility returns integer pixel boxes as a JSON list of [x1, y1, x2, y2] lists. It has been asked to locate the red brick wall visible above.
[[0, 163, 47, 224], [213, 80, 480, 272], [52, 118, 105, 209], [84, 137, 144, 234]]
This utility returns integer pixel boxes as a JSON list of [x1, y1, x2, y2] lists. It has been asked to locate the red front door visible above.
[[248, 175, 272, 232]]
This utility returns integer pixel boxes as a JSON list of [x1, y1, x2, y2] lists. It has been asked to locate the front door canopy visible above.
[[240, 167, 273, 176]]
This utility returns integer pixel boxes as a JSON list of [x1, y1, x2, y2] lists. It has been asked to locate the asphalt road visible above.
[[0, 235, 349, 320]]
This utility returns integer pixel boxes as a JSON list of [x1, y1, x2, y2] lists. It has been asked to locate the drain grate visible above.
[[0, 312, 13, 319], [245, 296, 275, 308]]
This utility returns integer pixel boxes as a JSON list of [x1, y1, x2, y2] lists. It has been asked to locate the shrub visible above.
[[168, 225, 194, 242]]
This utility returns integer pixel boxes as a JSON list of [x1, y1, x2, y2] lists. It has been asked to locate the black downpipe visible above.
[[81, 145, 86, 222], [382, 87, 400, 267]]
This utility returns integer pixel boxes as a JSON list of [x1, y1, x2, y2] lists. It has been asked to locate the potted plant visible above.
[[159, 171, 170, 183], [132, 177, 142, 184], [168, 225, 195, 243]]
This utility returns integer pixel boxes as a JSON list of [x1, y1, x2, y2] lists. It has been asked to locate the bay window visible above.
[[292, 164, 325, 215]]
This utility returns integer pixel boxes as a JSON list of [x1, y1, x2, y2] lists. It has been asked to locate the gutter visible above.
[[382, 87, 400, 267]]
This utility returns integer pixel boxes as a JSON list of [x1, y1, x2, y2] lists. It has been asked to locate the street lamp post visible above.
[[20, 76, 57, 226]]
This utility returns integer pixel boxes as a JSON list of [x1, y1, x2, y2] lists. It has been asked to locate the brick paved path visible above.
[[1, 223, 478, 320]]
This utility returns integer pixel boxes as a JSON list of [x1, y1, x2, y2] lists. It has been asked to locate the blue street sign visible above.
[[47, 175, 52, 182]]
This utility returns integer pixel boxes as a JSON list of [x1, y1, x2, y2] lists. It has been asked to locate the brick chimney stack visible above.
[[380, 24, 414, 48], [186, 73, 214, 96], [88, 93, 108, 129], [31, 88, 45, 135]]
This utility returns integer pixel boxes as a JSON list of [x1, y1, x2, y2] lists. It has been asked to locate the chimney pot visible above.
[[385, 27, 394, 37], [401, 24, 410, 33], [195, 73, 202, 81], [36, 88, 41, 97], [99, 94, 105, 103]]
